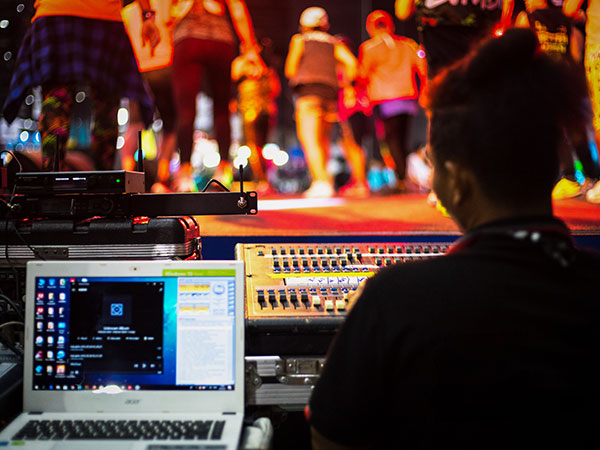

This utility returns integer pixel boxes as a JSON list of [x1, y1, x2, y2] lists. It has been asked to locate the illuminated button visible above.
[[289, 248, 296, 255], [292, 258, 299, 268], [312, 295, 321, 306], [257, 250, 264, 256], [335, 247, 342, 254], [387, 246, 393, 253], [311, 258, 319, 268], [405, 246, 413, 254], [368, 246, 375, 253], [341, 259, 347, 267], [317, 247, 324, 255], [377, 247, 384, 254], [326, 247, 333, 254], [302, 258, 309, 267], [299, 248, 305, 255], [424, 246, 431, 254], [375, 257, 382, 266], [331, 259, 338, 267], [280, 247, 286, 255], [432, 246, 440, 254], [272, 258, 280, 268], [282, 259, 289, 268], [271, 248, 277, 255], [395, 246, 403, 253], [320, 258, 328, 266], [325, 300, 334, 311], [385, 257, 392, 265], [257, 290, 266, 305], [308, 247, 314, 255], [415, 247, 422, 254], [335, 300, 346, 311]]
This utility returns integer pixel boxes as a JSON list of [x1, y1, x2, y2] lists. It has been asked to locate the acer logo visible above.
[[125, 399, 140, 405]]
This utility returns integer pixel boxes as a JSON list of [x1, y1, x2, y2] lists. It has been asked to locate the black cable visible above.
[[2, 150, 24, 310], [13, 225, 46, 261], [0, 293, 24, 322], [0, 318, 24, 360], [201, 179, 231, 192], [0, 321, 24, 332], [0, 327, 24, 359]]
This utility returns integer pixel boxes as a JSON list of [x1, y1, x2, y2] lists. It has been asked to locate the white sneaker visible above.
[[303, 180, 335, 198], [585, 180, 600, 204], [427, 191, 438, 206]]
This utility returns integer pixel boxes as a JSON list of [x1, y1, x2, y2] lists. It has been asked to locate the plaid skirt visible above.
[[3, 15, 154, 126]]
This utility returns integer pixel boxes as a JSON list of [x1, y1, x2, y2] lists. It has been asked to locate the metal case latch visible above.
[[275, 358, 324, 385]]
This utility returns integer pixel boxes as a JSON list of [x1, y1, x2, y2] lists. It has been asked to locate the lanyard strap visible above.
[[448, 224, 576, 267]]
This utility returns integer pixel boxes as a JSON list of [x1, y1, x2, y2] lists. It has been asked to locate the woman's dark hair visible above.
[[422, 28, 589, 207]]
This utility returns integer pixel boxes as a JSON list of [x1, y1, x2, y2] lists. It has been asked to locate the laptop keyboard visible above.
[[12, 419, 226, 441]]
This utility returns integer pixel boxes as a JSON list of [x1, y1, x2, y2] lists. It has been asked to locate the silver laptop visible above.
[[0, 260, 245, 450]]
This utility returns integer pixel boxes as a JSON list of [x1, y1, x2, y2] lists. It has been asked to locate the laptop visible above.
[[0, 259, 246, 450]]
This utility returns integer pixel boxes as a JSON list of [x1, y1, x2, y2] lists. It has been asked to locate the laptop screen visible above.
[[31, 269, 237, 392]]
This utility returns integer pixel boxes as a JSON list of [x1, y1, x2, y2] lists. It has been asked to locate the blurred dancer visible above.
[[396, 0, 501, 209], [285, 6, 357, 198], [335, 35, 370, 198], [3, 0, 159, 171], [171, 0, 264, 191], [122, 0, 177, 192], [358, 10, 427, 192], [395, 0, 503, 78], [564, 0, 600, 203], [515, 0, 600, 201], [231, 37, 281, 194]]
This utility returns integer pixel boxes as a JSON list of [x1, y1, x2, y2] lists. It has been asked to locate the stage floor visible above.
[[196, 192, 600, 259]]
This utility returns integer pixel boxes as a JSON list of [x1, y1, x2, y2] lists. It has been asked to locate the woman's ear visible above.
[[444, 160, 473, 209]]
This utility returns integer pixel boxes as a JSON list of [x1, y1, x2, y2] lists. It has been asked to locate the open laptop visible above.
[[0, 259, 245, 449]]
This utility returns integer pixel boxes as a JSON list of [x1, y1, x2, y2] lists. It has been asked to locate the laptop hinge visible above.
[[222, 412, 237, 415], [28, 412, 43, 415]]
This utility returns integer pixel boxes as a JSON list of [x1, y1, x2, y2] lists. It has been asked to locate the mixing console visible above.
[[236, 241, 454, 355]]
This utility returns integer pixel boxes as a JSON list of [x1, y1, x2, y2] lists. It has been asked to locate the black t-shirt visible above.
[[309, 217, 600, 449], [527, 7, 572, 60], [414, 0, 503, 77]]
